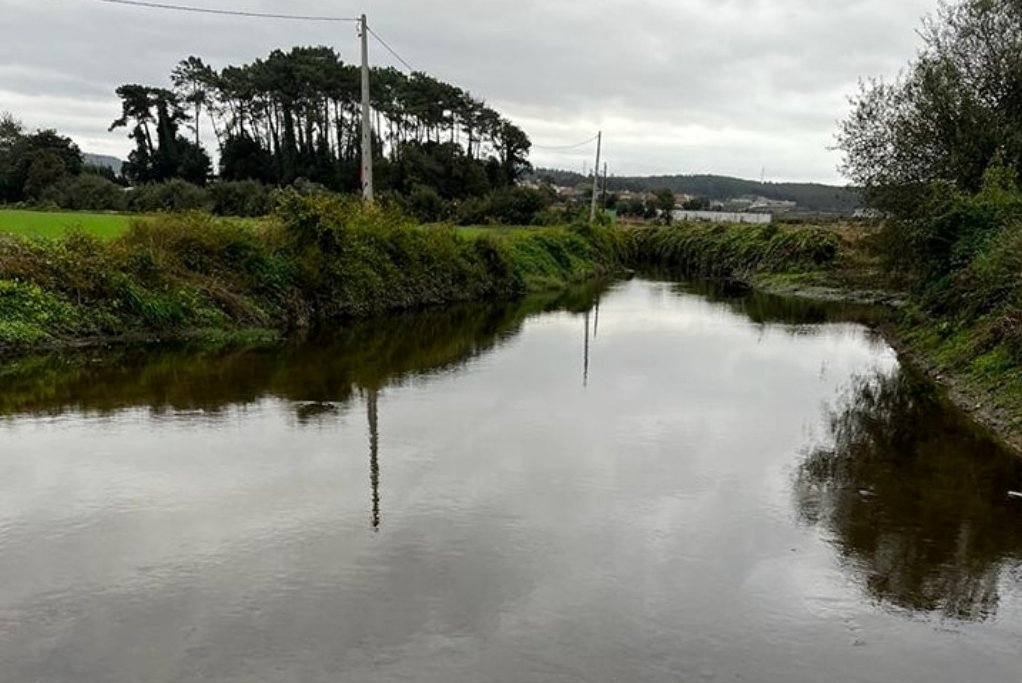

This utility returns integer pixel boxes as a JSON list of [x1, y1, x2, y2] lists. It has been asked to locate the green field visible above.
[[0, 211, 558, 242], [451, 225, 545, 238], [0, 210, 138, 240]]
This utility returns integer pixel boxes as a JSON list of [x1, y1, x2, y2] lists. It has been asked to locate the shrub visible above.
[[127, 179, 209, 213], [488, 186, 552, 225], [208, 180, 273, 217], [40, 174, 127, 212], [407, 184, 449, 223]]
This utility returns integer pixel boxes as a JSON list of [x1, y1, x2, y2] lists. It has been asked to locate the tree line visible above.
[[114, 46, 531, 199], [536, 169, 863, 215]]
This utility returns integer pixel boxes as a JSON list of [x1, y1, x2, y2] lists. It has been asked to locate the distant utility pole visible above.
[[589, 131, 602, 222], [360, 14, 374, 203], [601, 162, 608, 209]]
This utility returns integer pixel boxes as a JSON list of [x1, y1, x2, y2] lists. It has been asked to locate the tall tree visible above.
[[171, 56, 215, 148], [111, 84, 211, 185], [837, 0, 1022, 216]]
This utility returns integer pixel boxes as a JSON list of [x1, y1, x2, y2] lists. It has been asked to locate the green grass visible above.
[[0, 210, 137, 240], [451, 224, 546, 239]]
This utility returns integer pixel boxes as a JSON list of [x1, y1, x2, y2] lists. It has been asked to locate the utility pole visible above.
[[601, 162, 608, 209], [589, 131, 602, 223], [360, 14, 374, 203]]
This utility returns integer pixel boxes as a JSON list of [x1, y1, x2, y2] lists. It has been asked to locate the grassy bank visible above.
[[629, 222, 840, 280], [0, 193, 623, 351], [629, 221, 907, 306]]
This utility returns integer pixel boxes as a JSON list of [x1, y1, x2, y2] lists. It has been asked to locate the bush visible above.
[[453, 196, 493, 226], [0, 192, 624, 346], [488, 187, 552, 225], [407, 184, 449, 223], [127, 179, 209, 213], [208, 180, 273, 217], [40, 174, 127, 212]]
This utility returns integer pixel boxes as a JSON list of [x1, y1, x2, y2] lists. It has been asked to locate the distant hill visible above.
[[535, 169, 862, 215], [83, 153, 124, 175]]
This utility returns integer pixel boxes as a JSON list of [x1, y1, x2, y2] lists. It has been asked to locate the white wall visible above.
[[671, 210, 772, 225]]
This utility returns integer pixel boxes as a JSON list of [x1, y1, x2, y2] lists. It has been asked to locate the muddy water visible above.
[[1, 279, 1020, 683]]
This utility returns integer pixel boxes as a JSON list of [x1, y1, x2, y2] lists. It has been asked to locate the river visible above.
[[1, 278, 1020, 682]]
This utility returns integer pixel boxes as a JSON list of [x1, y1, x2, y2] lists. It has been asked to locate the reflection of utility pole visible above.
[[367, 388, 381, 531], [583, 310, 591, 388], [589, 131, 603, 223], [593, 296, 601, 339], [359, 14, 374, 203]]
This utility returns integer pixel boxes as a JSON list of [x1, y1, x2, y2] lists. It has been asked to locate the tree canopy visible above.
[[112, 46, 532, 199], [0, 112, 85, 202], [837, 0, 1022, 215]]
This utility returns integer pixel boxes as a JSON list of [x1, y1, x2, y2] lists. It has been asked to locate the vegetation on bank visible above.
[[628, 222, 841, 281], [828, 0, 1022, 446], [0, 193, 623, 349]]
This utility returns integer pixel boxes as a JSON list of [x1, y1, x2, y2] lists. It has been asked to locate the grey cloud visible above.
[[0, 0, 937, 182]]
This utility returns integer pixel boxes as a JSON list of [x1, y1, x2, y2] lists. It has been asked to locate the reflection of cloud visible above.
[[794, 369, 1022, 621]]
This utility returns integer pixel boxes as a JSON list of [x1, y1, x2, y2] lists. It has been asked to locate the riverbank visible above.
[[0, 193, 624, 355], [3, 208, 1021, 454]]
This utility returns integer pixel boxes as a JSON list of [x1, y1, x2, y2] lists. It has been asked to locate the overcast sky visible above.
[[0, 0, 937, 184]]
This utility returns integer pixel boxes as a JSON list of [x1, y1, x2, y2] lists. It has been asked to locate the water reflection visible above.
[[4, 277, 1022, 682], [367, 388, 381, 531], [0, 281, 610, 420], [583, 308, 591, 387], [795, 368, 1022, 621], [673, 278, 889, 334]]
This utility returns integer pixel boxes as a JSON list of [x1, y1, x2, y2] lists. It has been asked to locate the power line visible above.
[[532, 134, 600, 151], [95, 0, 359, 22], [366, 26, 416, 72]]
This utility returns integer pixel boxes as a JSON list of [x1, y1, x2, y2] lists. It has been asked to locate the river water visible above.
[[1, 278, 1021, 683]]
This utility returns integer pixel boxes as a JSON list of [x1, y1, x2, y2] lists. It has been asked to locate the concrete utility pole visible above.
[[589, 131, 602, 222], [601, 162, 608, 209], [360, 14, 374, 203]]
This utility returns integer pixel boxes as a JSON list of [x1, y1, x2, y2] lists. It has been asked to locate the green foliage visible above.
[[407, 184, 448, 223], [0, 194, 621, 349], [0, 117, 84, 203], [0, 279, 85, 344], [208, 180, 273, 217], [40, 174, 128, 212], [630, 223, 840, 279], [838, 0, 1022, 215], [110, 84, 212, 185], [127, 179, 209, 213], [119, 47, 530, 201], [487, 187, 553, 225], [652, 188, 676, 221]]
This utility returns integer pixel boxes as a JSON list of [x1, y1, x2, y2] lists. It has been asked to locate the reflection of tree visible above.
[[671, 279, 888, 338], [0, 280, 609, 418], [795, 369, 1022, 621]]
